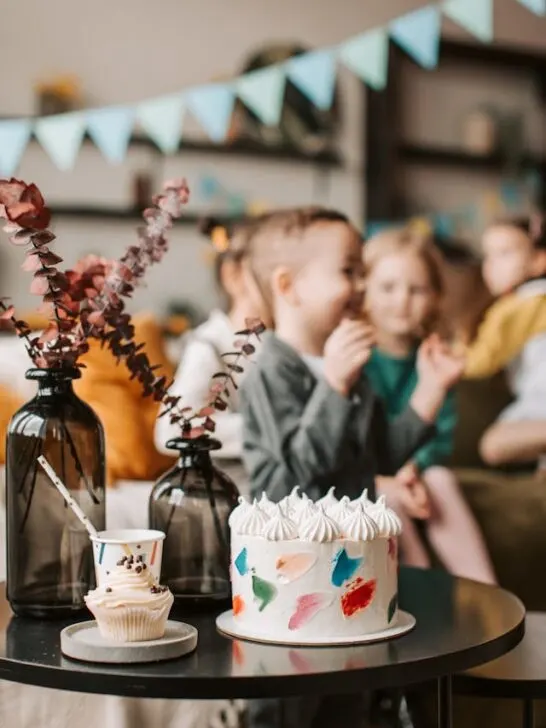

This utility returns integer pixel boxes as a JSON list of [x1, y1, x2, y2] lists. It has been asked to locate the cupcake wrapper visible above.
[[88, 598, 173, 642]]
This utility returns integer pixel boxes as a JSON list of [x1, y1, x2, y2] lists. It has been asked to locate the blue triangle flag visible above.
[[286, 50, 336, 110], [390, 5, 441, 69], [516, 0, 546, 14], [34, 112, 86, 171], [86, 106, 135, 163], [186, 84, 235, 143], [236, 65, 286, 126], [338, 28, 389, 90], [136, 94, 185, 153], [443, 0, 493, 42], [0, 119, 32, 176]]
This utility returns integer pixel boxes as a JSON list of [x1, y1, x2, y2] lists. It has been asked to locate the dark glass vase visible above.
[[149, 437, 239, 608], [6, 367, 106, 618]]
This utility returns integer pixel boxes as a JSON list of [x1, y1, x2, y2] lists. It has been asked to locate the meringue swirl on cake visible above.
[[341, 503, 379, 541], [368, 496, 403, 537], [238, 501, 269, 536], [262, 505, 298, 541], [299, 504, 341, 542]]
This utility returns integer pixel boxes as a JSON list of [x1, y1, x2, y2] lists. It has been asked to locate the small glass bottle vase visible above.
[[6, 368, 106, 618], [149, 437, 239, 608]]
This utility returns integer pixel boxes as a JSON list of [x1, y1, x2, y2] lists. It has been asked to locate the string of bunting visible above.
[[0, 0, 544, 176]]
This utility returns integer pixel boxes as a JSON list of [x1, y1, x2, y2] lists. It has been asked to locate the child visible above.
[[364, 228, 496, 584], [240, 207, 462, 503], [239, 207, 463, 728], [463, 215, 546, 466], [154, 218, 272, 492]]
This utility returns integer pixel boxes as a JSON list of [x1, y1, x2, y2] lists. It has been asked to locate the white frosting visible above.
[[329, 495, 354, 523], [228, 496, 250, 529], [85, 563, 172, 610], [341, 503, 379, 541], [316, 486, 338, 511], [294, 498, 316, 525], [237, 502, 269, 536], [299, 505, 341, 542], [352, 488, 373, 511], [258, 492, 277, 516], [262, 506, 298, 541], [369, 496, 403, 538], [287, 485, 302, 509]]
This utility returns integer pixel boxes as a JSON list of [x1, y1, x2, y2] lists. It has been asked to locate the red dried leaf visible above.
[[197, 406, 215, 417], [210, 382, 224, 394], [87, 311, 106, 327]]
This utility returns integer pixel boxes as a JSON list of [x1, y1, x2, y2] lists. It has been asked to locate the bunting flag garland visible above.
[[235, 65, 286, 126], [0, 119, 32, 176], [443, 0, 494, 42], [516, 0, 546, 15], [86, 106, 135, 164], [338, 28, 389, 90], [286, 49, 337, 110], [389, 5, 442, 69], [1, 0, 544, 172], [136, 94, 186, 153], [34, 112, 86, 171], [186, 84, 235, 143]]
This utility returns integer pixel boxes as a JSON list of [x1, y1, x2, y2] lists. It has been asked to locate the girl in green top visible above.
[[364, 229, 496, 584]]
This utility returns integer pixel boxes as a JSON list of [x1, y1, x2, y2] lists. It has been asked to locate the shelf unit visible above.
[[365, 39, 546, 222]]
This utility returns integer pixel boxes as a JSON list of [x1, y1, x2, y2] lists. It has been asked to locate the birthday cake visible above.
[[228, 488, 401, 643]]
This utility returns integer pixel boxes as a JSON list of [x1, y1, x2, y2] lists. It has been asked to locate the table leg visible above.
[[522, 699, 534, 728], [437, 675, 452, 728]]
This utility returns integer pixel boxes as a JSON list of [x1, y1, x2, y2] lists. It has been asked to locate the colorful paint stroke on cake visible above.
[[234, 547, 249, 576], [276, 553, 317, 583], [288, 592, 334, 630], [252, 574, 277, 611], [232, 594, 245, 616], [340, 577, 377, 617], [388, 593, 398, 624], [331, 547, 363, 587]]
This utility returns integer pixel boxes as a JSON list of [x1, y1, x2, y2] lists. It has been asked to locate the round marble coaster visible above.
[[216, 609, 416, 646], [61, 620, 198, 664]]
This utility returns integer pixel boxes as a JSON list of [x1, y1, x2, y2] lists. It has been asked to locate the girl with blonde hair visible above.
[[364, 227, 496, 582]]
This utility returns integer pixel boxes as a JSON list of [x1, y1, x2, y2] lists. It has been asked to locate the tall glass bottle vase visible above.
[[149, 437, 239, 608], [6, 367, 106, 618]]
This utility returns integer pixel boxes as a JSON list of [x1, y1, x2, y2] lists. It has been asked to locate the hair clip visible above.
[[210, 225, 229, 253]]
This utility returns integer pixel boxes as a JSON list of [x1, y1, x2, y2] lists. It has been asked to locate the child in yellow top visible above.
[[464, 215, 546, 466]]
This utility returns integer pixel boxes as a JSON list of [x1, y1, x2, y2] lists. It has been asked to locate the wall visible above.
[[0, 0, 544, 315]]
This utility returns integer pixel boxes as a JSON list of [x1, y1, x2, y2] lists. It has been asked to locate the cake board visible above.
[[216, 609, 416, 646], [61, 620, 198, 664]]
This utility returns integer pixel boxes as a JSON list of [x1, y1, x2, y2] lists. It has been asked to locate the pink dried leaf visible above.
[[39, 324, 59, 343], [197, 406, 215, 417], [21, 254, 43, 272], [29, 276, 49, 295], [0, 305, 15, 320], [187, 427, 206, 439]]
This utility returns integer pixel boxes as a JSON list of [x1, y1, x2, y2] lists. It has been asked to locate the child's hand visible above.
[[376, 473, 430, 520], [324, 320, 375, 397], [395, 464, 431, 520], [411, 335, 464, 423]]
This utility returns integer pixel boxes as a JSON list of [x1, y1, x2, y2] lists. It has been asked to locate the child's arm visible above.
[[412, 389, 457, 472], [464, 294, 546, 378], [241, 368, 353, 502], [380, 337, 463, 474]]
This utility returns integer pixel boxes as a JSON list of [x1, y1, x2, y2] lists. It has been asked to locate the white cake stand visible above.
[[216, 609, 416, 646]]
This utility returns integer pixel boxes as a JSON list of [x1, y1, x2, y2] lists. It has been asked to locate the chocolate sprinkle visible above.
[[135, 566, 142, 574], [106, 587, 112, 593]]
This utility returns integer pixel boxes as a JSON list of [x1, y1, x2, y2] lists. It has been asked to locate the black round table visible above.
[[455, 611, 546, 728], [0, 568, 525, 728]]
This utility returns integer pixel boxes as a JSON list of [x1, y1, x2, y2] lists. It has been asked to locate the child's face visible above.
[[366, 251, 438, 339], [482, 225, 545, 296], [289, 222, 365, 343]]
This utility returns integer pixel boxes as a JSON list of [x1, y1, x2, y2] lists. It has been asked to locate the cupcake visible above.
[[85, 555, 173, 642]]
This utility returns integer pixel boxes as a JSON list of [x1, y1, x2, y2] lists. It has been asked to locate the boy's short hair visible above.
[[244, 206, 359, 296]]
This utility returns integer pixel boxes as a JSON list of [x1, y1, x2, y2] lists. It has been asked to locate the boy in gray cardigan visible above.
[[239, 207, 463, 728]]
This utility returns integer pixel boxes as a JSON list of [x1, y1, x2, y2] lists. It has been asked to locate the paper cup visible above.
[[91, 529, 165, 586]]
